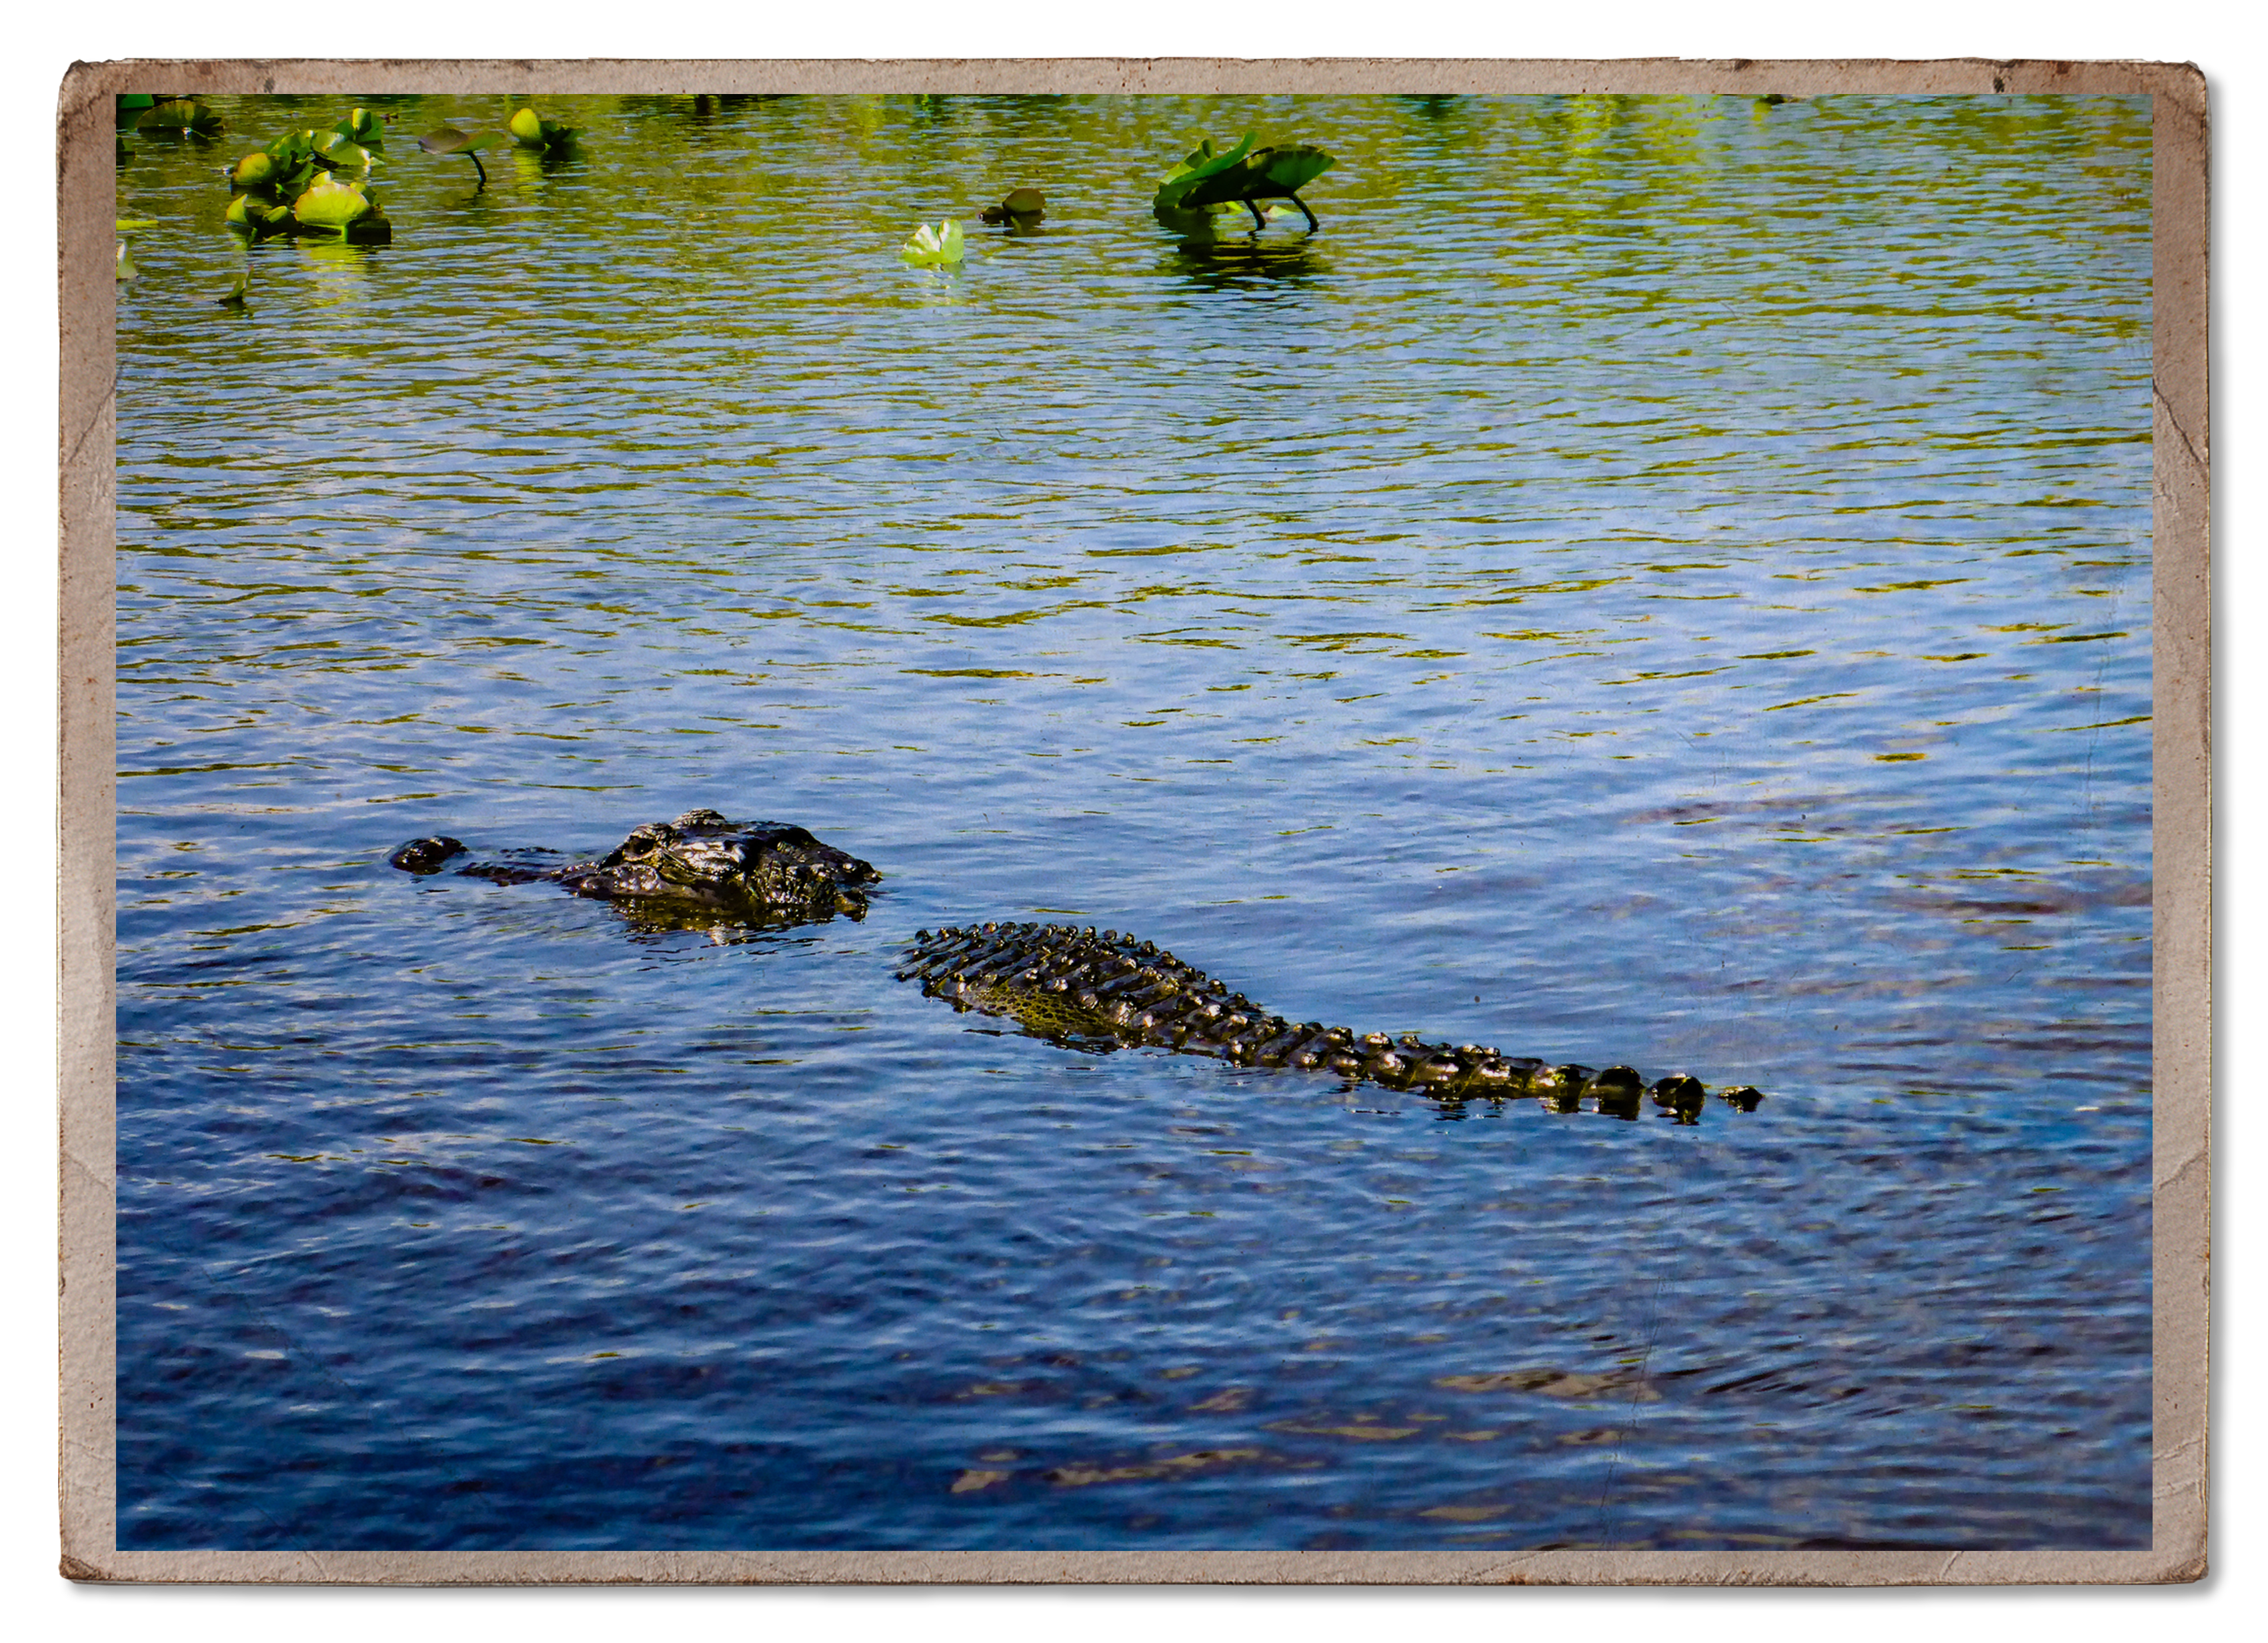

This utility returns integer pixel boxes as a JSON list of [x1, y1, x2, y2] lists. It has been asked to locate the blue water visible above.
[[113, 92, 2153, 1550]]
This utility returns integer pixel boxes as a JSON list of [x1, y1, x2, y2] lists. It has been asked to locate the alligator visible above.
[[388, 811, 1763, 1121], [386, 808, 880, 926], [896, 921, 1763, 1122]]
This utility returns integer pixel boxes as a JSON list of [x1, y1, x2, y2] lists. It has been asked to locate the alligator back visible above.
[[897, 922, 1763, 1120]]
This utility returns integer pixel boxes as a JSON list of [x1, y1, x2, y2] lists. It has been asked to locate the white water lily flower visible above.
[[900, 217, 966, 267]]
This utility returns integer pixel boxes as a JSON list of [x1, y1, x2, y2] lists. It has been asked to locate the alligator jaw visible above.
[[897, 922, 1763, 1118]]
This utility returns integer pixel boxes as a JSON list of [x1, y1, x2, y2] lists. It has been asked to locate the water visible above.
[[113, 92, 2154, 1550]]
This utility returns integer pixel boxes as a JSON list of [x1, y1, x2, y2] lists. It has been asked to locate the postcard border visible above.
[[57, 55, 2210, 1586]]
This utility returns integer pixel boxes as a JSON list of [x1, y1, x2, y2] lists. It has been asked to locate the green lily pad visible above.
[[901, 218, 966, 267], [1258, 146, 1334, 194], [290, 177, 374, 231], [138, 97, 222, 137], [315, 133, 377, 171], [1153, 134, 1335, 229], [336, 107, 385, 147], [417, 126, 503, 157], [419, 125, 502, 186], [1152, 132, 1256, 211], [230, 151, 279, 191], [224, 192, 294, 235]]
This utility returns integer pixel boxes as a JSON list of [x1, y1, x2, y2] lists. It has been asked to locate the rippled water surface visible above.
[[114, 93, 2155, 1550]]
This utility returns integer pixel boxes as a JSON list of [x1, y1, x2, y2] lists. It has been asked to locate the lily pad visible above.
[[1153, 133, 1336, 230], [314, 132, 378, 171], [290, 177, 391, 241], [224, 192, 295, 235], [1152, 132, 1256, 211], [291, 177, 371, 228], [419, 126, 503, 186], [335, 107, 386, 148], [137, 97, 223, 137], [417, 126, 502, 157], [901, 218, 966, 267], [229, 151, 279, 191]]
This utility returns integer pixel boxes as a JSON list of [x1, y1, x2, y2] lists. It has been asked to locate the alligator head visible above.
[[388, 809, 880, 926], [896, 921, 1764, 1122]]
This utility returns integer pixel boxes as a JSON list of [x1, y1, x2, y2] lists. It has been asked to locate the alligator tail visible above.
[[897, 922, 1763, 1120]]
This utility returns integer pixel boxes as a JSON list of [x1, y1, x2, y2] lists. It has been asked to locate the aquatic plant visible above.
[[901, 218, 966, 267], [223, 110, 393, 243], [288, 177, 385, 240], [115, 216, 154, 283], [135, 97, 222, 138], [1153, 132, 1336, 231], [507, 107, 576, 152], [417, 124, 504, 187], [979, 187, 1046, 227]]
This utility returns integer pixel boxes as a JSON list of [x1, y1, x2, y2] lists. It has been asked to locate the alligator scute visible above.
[[898, 922, 1763, 1122]]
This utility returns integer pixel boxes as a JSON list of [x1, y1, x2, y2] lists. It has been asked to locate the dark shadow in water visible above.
[[959, 1020, 1122, 1058], [1162, 232, 1326, 291]]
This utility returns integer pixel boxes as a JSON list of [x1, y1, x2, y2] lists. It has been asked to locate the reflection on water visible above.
[[114, 92, 2151, 1552], [1166, 233, 1326, 286]]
